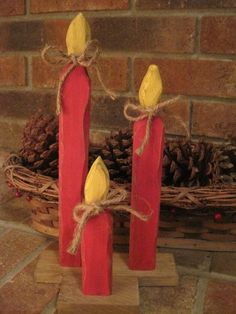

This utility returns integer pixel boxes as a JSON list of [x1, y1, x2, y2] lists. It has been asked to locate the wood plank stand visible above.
[[34, 246, 178, 313]]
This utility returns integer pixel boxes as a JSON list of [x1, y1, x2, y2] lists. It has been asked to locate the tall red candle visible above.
[[128, 65, 164, 270], [59, 65, 90, 267], [59, 13, 91, 267]]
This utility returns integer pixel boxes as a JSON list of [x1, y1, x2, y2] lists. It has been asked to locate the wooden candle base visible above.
[[34, 245, 178, 287], [57, 276, 139, 314], [35, 245, 178, 313]]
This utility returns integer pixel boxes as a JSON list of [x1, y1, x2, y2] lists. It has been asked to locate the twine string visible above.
[[67, 187, 149, 255], [124, 96, 188, 156], [41, 40, 116, 115]]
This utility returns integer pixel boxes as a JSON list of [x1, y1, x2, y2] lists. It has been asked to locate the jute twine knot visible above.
[[68, 187, 149, 255], [41, 39, 117, 115], [124, 95, 187, 156]]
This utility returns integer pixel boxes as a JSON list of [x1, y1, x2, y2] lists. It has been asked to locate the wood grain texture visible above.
[[129, 117, 164, 270], [34, 248, 178, 287], [59, 65, 90, 267], [158, 237, 236, 251], [57, 276, 139, 314]]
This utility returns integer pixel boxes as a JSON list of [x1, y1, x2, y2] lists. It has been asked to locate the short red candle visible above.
[[81, 211, 113, 295]]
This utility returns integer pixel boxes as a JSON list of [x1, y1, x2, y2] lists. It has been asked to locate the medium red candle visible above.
[[129, 65, 165, 270], [59, 14, 91, 267]]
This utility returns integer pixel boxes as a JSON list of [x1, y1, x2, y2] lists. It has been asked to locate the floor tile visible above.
[[0, 229, 47, 278], [140, 275, 198, 314], [0, 259, 59, 314], [211, 252, 236, 276], [204, 279, 236, 314]]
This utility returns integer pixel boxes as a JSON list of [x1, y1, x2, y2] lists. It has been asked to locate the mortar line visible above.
[[194, 16, 201, 55], [178, 265, 236, 283], [0, 85, 235, 104], [92, 90, 236, 104], [0, 219, 52, 237], [1, 50, 236, 61], [191, 254, 212, 314], [130, 57, 136, 96], [0, 239, 53, 288], [131, 0, 137, 12], [188, 99, 193, 137], [25, 0, 30, 16], [128, 9, 236, 17], [192, 277, 208, 314], [27, 55, 33, 89], [0, 9, 236, 22], [41, 295, 58, 314]]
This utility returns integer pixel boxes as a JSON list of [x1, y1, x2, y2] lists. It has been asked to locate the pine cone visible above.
[[19, 111, 59, 178], [19, 113, 236, 188], [163, 140, 220, 187], [98, 128, 132, 184], [218, 144, 236, 184]]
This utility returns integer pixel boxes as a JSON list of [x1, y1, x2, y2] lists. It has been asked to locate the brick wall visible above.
[[0, 0, 236, 150]]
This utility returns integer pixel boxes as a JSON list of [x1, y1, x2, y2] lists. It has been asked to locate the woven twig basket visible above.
[[4, 154, 236, 244]]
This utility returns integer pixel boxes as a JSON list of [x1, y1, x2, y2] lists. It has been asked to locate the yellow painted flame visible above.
[[139, 65, 163, 109], [66, 13, 91, 55], [84, 156, 110, 204]]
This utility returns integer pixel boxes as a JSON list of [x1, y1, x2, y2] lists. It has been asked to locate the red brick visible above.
[[201, 16, 236, 55], [90, 57, 128, 91], [159, 99, 190, 136], [32, 57, 61, 89], [0, 230, 46, 278], [91, 95, 129, 129], [0, 91, 53, 150], [0, 91, 56, 118], [0, 20, 69, 52], [32, 56, 128, 91], [0, 260, 59, 313], [90, 17, 195, 53], [31, 0, 129, 13], [0, 21, 44, 52], [134, 58, 236, 98], [0, 119, 26, 150], [0, 17, 194, 53], [192, 101, 236, 138], [91, 96, 189, 135], [0, 56, 26, 87], [204, 280, 236, 314], [43, 20, 69, 51], [136, 0, 236, 9], [0, 0, 25, 16]]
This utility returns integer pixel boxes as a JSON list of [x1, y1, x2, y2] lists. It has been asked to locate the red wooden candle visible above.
[[80, 156, 112, 295], [129, 117, 164, 270], [82, 212, 113, 295], [129, 65, 164, 270], [59, 13, 91, 267], [59, 65, 90, 267]]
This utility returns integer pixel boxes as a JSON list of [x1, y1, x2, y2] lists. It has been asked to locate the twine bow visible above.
[[124, 96, 184, 156], [41, 39, 116, 115], [67, 187, 149, 255]]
